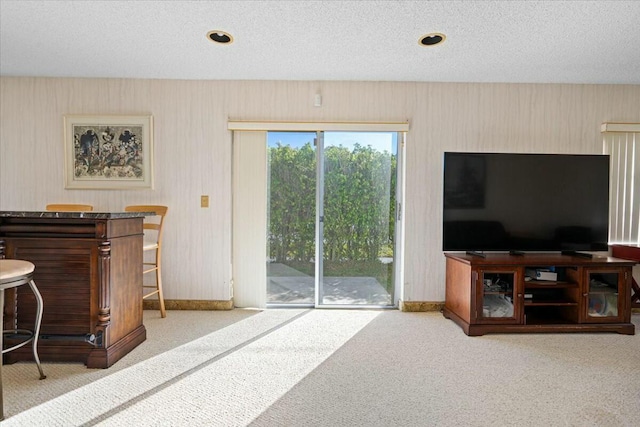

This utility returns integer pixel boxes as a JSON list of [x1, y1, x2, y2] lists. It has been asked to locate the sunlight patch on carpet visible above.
[[3, 309, 380, 426]]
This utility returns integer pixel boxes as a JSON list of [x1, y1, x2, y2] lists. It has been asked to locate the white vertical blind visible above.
[[602, 123, 640, 245], [232, 131, 267, 308]]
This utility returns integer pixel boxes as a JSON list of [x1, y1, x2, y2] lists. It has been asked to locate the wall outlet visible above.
[[201, 195, 209, 208]]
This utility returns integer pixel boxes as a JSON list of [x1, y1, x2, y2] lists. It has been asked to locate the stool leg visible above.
[[27, 280, 46, 380], [156, 266, 166, 318]]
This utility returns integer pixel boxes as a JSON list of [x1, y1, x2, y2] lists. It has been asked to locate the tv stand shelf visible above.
[[524, 300, 578, 306], [443, 253, 636, 336]]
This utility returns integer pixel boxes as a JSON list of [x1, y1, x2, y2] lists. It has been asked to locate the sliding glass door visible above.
[[267, 131, 400, 307], [266, 132, 317, 304], [318, 132, 397, 306]]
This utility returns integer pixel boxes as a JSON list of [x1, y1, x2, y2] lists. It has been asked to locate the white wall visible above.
[[1, 77, 639, 303]]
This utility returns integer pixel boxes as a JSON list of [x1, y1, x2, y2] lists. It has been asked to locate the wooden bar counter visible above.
[[0, 211, 146, 368]]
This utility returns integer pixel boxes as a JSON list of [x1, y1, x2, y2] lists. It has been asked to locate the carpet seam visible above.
[[79, 309, 312, 426]]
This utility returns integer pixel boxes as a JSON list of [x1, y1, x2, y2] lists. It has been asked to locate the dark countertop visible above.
[[0, 211, 150, 219]]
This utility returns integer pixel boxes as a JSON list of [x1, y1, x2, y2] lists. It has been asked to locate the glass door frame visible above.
[[260, 126, 406, 309], [582, 267, 628, 323], [315, 131, 324, 307], [313, 131, 403, 308], [475, 267, 522, 324]]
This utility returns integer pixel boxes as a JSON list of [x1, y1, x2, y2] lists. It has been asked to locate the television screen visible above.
[[442, 152, 610, 252]]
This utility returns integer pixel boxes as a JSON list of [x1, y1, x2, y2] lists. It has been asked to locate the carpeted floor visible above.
[[2, 309, 639, 426]]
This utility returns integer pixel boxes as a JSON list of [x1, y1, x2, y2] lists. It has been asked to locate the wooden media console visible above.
[[444, 253, 636, 336]]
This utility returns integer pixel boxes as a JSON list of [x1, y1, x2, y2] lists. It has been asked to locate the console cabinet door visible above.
[[474, 267, 521, 324], [582, 267, 629, 323]]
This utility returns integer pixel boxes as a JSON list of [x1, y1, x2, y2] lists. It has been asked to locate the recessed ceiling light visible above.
[[419, 33, 446, 46], [207, 30, 233, 44]]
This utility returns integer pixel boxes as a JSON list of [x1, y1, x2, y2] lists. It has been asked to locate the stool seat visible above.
[[125, 205, 168, 318], [0, 260, 36, 284], [45, 204, 94, 212]]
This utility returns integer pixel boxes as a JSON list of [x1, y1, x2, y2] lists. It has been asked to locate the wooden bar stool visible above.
[[124, 205, 168, 318], [45, 204, 93, 211], [0, 259, 46, 420]]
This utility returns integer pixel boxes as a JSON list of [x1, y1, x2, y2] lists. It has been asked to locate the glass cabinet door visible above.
[[584, 269, 623, 322], [477, 269, 519, 322]]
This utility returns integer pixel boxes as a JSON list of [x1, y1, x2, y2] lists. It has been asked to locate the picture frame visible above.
[[64, 114, 154, 189]]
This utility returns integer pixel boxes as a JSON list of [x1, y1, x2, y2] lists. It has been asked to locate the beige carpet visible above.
[[2, 309, 639, 426]]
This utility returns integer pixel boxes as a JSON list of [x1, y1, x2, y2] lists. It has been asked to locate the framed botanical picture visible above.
[[64, 114, 154, 189]]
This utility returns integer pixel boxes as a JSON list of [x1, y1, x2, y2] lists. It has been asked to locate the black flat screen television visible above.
[[442, 152, 610, 252]]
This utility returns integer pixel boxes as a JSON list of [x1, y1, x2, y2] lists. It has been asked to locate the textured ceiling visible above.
[[1, 0, 640, 84]]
